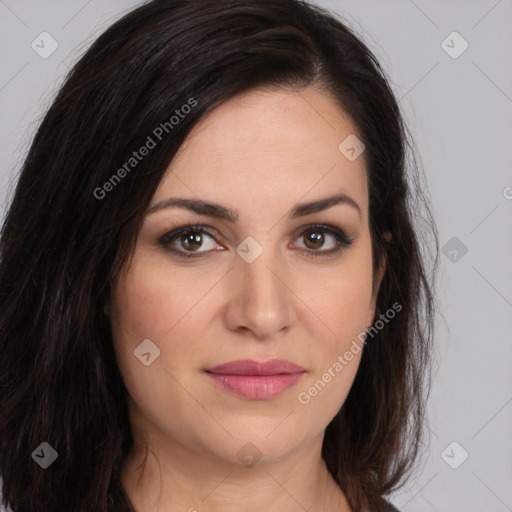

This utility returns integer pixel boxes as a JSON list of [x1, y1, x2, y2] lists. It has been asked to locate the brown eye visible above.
[[158, 225, 222, 258], [295, 225, 354, 256], [302, 230, 325, 250], [158, 223, 354, 260], [180, 232, 203, 252]]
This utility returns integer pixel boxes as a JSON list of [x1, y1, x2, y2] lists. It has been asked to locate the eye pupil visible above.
[[181, 233, 202, 251], [304, 231, 324, 250]]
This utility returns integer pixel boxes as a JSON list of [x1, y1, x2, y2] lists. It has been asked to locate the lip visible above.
[[206, 359, 305, 375], [205, 359, 306, 400]]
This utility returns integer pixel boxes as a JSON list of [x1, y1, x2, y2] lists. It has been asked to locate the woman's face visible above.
[[110, 85, 385, 467]]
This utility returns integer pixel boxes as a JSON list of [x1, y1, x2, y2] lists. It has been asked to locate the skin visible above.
[[109, 85, 388, 512]]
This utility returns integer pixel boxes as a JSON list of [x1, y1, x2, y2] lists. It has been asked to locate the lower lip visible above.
[[205, 372, 304, 399]]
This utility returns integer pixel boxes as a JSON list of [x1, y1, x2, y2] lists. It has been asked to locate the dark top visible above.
[[382, 500, 401, 511]]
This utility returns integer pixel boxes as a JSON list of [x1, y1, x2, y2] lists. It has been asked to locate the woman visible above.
[[0, 0, 438, 511]]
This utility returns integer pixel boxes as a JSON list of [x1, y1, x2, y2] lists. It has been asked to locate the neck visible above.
[[121, 413, 352, 512]]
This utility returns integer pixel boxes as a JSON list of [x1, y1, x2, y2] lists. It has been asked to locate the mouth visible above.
[[204, 359, 306, 400]]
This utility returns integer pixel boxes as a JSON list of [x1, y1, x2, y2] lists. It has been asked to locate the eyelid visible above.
[[291, 223, 355, 258], [293, 222, 354, 244], [157, 223, 222, 251]]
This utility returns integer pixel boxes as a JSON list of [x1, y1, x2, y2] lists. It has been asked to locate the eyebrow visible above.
[[147, 191, 361, 221]]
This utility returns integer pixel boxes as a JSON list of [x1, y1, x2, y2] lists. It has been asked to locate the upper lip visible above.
[[205, 359, 305, 376]]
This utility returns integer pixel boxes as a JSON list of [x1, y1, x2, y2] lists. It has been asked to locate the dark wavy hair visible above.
[[0, 0, 439, 510]]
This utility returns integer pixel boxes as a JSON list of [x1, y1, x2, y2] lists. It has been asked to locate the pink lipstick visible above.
[[205, 359, 305, 400]]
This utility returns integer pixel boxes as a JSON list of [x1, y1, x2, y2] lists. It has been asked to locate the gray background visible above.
[[1, 1, 511, 511]]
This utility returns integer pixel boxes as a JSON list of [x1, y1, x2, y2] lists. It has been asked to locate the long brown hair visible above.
[[0, 1, 438, 510]]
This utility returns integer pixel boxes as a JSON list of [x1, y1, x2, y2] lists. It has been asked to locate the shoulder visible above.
[[356, 499, 402, 512], [381, 500, 401, 512]]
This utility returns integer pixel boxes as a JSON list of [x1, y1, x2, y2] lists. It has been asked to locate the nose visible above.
[[223, 241, 296, 341]]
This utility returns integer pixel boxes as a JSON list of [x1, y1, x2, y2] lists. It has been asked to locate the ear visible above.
[[366, 231, 391, 328]]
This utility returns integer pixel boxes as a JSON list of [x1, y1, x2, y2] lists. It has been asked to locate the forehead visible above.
[[151, 86, 368, 222]]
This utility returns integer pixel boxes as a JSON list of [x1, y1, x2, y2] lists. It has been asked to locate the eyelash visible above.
[[157, 223, 355, 260]]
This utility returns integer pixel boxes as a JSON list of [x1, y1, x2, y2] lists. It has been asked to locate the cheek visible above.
[[298, 247, 373, 405], [112, 257, 205, 341], [308, 245, 375, 347], [110, 255, 223, 386], [109, 258, 211, 430], [322, 275, 373, 344]]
